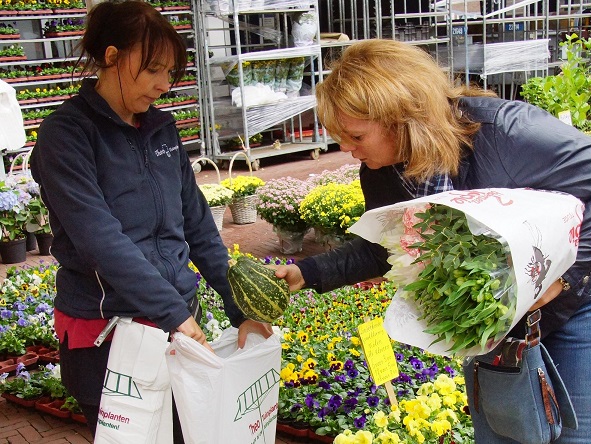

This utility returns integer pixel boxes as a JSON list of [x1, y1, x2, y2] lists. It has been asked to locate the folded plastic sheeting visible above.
[[206, 0, 310, 14], [453, 39, 549, 75]]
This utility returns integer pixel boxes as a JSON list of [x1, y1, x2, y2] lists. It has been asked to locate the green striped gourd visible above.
[[227, 256, 290, 323]]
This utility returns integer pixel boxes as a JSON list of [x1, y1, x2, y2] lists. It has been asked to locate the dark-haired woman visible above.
[[30, 1, 272, 439]]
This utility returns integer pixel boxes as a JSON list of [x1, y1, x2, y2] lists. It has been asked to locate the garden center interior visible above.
[[1, 0, 591, 176]]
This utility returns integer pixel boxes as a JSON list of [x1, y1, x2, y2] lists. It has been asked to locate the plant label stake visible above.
[[358, 317, 399, 407]]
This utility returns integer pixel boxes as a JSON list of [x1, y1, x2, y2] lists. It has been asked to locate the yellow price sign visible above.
[[358, 317, 399, 408]]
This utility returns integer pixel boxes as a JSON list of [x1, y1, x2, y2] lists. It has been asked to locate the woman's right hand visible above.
[[175, 316, 215, 353], [272, 264, 305, 292]]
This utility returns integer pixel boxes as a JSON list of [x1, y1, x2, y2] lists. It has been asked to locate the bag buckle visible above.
[[525, 309, 541, 347]]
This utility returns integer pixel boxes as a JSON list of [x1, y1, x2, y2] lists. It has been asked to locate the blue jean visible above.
[[464, 300, 591, 443]]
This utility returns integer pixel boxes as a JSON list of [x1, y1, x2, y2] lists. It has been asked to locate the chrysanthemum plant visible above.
[[220, 175, 265, 199], [199, 183, 234, 207], [255, 176, 313, 232]]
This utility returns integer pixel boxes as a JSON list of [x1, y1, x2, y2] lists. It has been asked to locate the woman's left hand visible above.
[[529, 280, 563, 311], [237, 319, 273, 349]]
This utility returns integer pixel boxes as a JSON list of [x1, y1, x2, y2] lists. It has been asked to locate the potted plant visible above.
[[255, 176, 313, 254], [26, 191, 53, 255], [521, 33, 591, 132], [47, 0, 87, 13], [0, 43, 25, 61], [178, 126, 200, 141], [0, 23, 19, 38], [220, 175, 265, 225], [0, 181, 30, 263], [43, 17, 85, 37], [62, 395, 86, 423], [199, 183, 234, 231], [300, 180, 365, 250], [0, 363, 44, 407]]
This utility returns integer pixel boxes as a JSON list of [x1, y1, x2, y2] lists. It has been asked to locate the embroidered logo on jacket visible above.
[[154, 143, 179, 158]]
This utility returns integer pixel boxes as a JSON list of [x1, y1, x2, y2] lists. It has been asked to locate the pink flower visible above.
[[400, 233, 422, 257]]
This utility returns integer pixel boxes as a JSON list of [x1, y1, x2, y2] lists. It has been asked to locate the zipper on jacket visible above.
[[142, 145, 175, 282], [127, 138, 143, 174]]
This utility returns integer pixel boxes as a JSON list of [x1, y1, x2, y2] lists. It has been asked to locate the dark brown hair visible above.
[[76, 0, 187, 84]]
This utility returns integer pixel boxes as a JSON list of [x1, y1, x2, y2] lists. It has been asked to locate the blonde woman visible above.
[[276, 39, 591, 443]]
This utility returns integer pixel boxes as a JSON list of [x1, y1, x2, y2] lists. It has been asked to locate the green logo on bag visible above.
[[102, 368, 143, 399], [234, 368, 279, 422]]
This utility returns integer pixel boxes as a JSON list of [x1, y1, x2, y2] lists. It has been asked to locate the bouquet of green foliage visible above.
[[350, 188, 583, 357]]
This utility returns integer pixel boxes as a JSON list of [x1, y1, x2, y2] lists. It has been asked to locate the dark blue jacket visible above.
[[31, 79, 245, 332], [298, 96, 591, 335]]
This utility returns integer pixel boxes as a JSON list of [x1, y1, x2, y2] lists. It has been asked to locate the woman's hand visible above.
[[176, 315, 215, 353], [237, 319, 273, 349], [529, 280, 563, 311], [271, 264, 305, 292]]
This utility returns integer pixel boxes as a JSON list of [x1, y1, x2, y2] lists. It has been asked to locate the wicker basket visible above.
[[227, 151, 258, 225], [192, 156, 227, 231], [209, 205, 227, 231], [229, 195, 257, 225]]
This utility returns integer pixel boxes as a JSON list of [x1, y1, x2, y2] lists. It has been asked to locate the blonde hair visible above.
[[316, 39, 495, 181]]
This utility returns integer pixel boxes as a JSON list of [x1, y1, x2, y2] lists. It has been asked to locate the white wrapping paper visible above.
[[349, 188, 584, 356]]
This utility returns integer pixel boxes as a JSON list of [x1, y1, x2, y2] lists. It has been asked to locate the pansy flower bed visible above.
[[2, 248, 474, 443], [199, 247, 474, 443], [0, 262, 58, 357]]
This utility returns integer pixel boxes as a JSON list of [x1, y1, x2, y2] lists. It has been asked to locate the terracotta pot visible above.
[[51, 8, 86, 13], [276, 422, 309, 438], [38, 349, 60, 364], [0, 55, 26, 62], [35, 397, 71, 419], [71, 412, 87, 424], [17, 9, 53, 15], [162, 5, 191, 10], [2, 77, 27, 83], [175, 117, 199, 126], [15, 353, 39, 367], [0, 359, 18, 374], [44, 30, 84, 38], [0, 238, 27, 264], [1, 392, 40, 408], [0, 33, 20, 39], [181, 135, 199, 143], [0, 10, 19, 16]]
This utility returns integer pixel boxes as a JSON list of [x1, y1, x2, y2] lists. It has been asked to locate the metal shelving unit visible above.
[[194, 0, 327, 171], [450, 0, 591, 99], [0, 3, 201, 178]]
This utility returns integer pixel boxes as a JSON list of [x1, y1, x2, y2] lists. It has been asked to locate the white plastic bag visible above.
[[166, 328, 281, 444], [94, 318, 173, 444], [0, 79, 26, 151], [349, 188, 584, 356]]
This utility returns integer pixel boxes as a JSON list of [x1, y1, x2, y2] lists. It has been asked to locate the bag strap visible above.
[[525, 309, 541, 348]]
